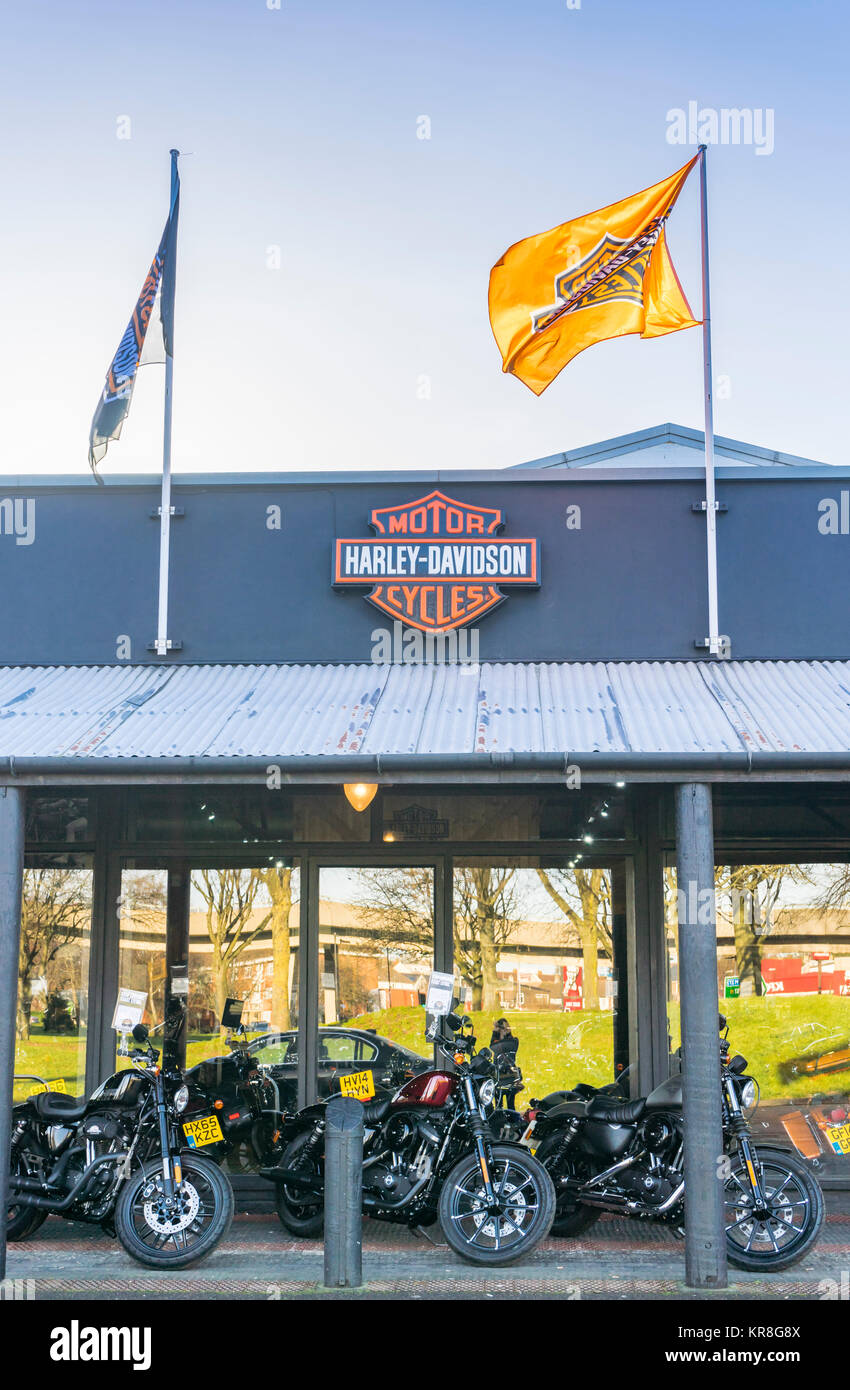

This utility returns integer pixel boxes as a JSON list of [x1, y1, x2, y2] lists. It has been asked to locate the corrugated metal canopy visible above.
[[0, 660, 849, 766]]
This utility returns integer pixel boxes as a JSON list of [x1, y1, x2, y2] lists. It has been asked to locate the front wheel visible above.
[[723, 1145, 824, 1271], [114, 1153, 233, 1269], [438, 1143, 555, 1266]]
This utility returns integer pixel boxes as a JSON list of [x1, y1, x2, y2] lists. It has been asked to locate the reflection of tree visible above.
[[536, 869, 611, 1011], [259, 866, 298, 1031], [353, 867, 522, 1011], [120, 873, 168, 1025], [454, 867, 519, 1012], [717, 865, 810, 996], [194, 870, 272, 1024], [19, 868, 91, 1040]]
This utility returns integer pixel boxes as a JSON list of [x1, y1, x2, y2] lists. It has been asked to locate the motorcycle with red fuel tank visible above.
[[261, 1012, 555, 1265]]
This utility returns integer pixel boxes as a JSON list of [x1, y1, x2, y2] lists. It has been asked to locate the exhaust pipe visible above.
[[10, 1153, 130, 1212]]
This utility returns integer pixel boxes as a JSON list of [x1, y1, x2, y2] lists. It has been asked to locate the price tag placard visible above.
[[425, 971, 455, 1017], [111, 987, 148, 1035]]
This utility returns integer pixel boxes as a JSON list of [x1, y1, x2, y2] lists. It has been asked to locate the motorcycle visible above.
[[262, 1011, 556, 1266], [521, 1014, 824, 1271], [8, 1002, 234, 1268], [183, 1018, 289, 1172]]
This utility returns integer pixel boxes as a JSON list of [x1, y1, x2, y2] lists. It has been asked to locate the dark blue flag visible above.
[[88, 153, 180, 476]]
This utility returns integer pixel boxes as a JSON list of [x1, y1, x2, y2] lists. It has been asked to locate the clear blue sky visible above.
[[2, 0, 847, 475]]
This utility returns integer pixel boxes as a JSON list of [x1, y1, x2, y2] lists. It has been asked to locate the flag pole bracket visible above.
[[692, 501, 727, 513], [146, 639, 183, 655], [149, 507, 185, 519], [694, 635, 732, 657]]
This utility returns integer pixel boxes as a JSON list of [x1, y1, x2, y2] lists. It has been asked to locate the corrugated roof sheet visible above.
[[1, 660, 849, 760]]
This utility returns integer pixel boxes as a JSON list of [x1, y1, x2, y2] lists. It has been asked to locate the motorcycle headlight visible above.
[[478, 1079, 495, 1106], [173, 1084, 189, 1113], [738, 1078, 757, 1110]]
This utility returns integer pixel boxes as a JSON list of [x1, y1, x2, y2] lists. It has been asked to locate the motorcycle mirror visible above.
[[718, 1012, 727, 1031], [132, 1023, 149, 1043], [445, 1011, 464, 1032]]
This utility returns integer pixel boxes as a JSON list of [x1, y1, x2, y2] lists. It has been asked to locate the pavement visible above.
[[5, 1191, 850, 1300]]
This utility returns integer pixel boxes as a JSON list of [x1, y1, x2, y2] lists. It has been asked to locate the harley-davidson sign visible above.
[[332, 491, 540, 632]]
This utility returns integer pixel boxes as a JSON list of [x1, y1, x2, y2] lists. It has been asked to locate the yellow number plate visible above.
[[826, 1122, 850, 1155], [182, 1114, 224, 1148], [338, 1069, 375, 1101]]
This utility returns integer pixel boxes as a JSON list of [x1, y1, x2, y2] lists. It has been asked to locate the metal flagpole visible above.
[[154, 150, 180, 657], [697, 144, 724, 658]]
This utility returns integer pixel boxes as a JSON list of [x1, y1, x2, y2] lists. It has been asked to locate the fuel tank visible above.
[[392, 1071, 457, 1107], [645, 1075, 683, 1111]]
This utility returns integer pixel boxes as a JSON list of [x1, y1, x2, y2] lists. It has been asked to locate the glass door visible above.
[[313, 865, 436, 1102]]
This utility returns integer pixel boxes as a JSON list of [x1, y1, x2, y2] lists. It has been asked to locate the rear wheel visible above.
[[274, 1131, 325, 1238], [438, 1143, 555, 1266], [7, 1145, 49, 1242], [114, 1152, 233, 1269], [723, 1145, 824, 1271], [535, 1136, 601, 1237]]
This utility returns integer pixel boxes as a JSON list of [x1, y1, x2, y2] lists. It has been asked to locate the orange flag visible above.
[[488, 155, 700, 395]]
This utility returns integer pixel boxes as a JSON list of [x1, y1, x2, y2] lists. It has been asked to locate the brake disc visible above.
[[142, 1177, 201, 1235]]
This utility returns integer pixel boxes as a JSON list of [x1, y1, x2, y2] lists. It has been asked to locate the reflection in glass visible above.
[[666, 861, 850, 1176], [452, 863, 617, 1105], [15, 863, 93, 1101]]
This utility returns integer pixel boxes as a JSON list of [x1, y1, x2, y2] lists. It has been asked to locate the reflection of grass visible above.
[[707, 995, 850, 1102], [13, 1034, 87, 1101], [348, 1006, 615, 1099]]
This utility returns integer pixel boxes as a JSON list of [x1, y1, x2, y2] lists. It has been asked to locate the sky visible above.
[[1, 0, 847, 477]]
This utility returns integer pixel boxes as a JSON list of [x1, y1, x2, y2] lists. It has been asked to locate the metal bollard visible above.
[[323, 1096, 364, 1288]]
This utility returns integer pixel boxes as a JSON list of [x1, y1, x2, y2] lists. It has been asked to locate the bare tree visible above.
[[536, 868, 611, 1011], [18, 868, 91, 1040], [716, 864, 812, 995], [258, 865, 298, 1030], [194, 870, 272, 1024], [454, 866, 519, 1011]]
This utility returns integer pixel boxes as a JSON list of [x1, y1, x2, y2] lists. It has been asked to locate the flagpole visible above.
[[698, 143, 723, 658], [154, 150, 180, 657]]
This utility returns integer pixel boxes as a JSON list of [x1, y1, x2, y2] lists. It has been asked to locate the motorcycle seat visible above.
[[586, 1095, 646, 1124], [31, 1091, 87, 1122], [361, 1098, 392, 1124]]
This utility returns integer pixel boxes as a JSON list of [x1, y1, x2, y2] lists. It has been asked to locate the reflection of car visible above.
[[189, 1028, 431, 1112], [779, 1038, 850, 1082]]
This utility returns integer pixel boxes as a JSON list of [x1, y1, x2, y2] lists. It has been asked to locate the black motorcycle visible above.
[[522, 1015, 824, 1271], [263, 1012, 555, 1266], [183, 1019, 288, 1173], [8, 1005, 234, 1268]]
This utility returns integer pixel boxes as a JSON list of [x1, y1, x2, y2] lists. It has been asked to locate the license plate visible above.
[[826, 1122, 850, 1155], [182, 1114, 224, 1148], [518, 1122, 537, 1153], [338, 1069, 375, 1101]]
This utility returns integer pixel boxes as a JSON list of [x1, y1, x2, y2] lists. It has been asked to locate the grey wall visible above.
[[0, 467, 847, 664]]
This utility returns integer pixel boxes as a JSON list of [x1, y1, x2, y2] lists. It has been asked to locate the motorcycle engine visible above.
[[364, 1112, 440, 1203], [62, 1110, 136, 1206], [622, 1112, 683, 1207], [618, 1163, 678, 1206]]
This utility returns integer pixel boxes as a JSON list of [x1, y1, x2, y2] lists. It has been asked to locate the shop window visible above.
[[116, 869, 168, 1069], [14, 860, 93, 1102], [316, 866, 436, 1075], [666, 861, 850, 1177], [452, 860, 623, 1107]]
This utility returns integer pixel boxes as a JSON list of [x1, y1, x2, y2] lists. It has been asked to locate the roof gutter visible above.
[[2, 750, 850, 782]]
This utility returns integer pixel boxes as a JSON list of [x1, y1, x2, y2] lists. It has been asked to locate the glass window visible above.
[[452, 860, 622, 1106], [316, 866, 435, 1072], [186, 865, 301, 1069], [15, 861, 93, 1101], [666, 861, 850, 1178], [25, 797, 93, 845], [380, 788, 627, 843], [116, 869, 168, 1070], [319, 1034, 379, 1064]]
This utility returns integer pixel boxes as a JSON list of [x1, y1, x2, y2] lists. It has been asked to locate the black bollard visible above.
[[323, 1096, 364, 1288]]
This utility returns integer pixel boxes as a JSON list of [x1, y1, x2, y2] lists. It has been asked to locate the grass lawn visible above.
[[352, 995, 850, 1105]]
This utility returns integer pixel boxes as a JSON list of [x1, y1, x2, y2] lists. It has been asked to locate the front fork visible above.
[[154, 1078, 181, 1197], [724, 1075, 766, 1207], [463, 1076, 498, 1205]]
